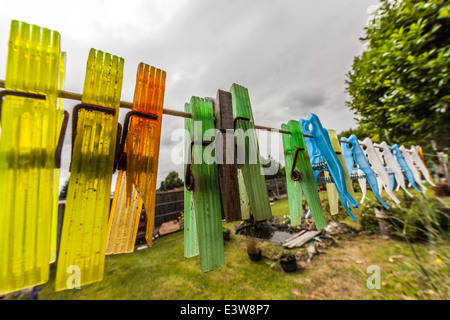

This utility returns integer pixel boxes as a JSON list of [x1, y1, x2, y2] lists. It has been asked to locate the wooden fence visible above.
[[152, 189, 184, 233]]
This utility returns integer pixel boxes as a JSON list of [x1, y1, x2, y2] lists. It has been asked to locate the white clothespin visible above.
[[399, 145, 427, 190], [361, 138, 401, 204], [375, 141, 413, 197], [408, 146, 435, 187], [356, 169, 367, 204]]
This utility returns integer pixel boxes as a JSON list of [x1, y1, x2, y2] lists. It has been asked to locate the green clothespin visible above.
[[183, 102, 199, 259], [281, 120, 326, 230], [230, 84, 272, 221], [184, 97, 224, 272]]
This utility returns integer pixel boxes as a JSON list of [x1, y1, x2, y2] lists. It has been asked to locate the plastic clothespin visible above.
[[0, 20, 62, 295], [324, 172, 340, 215], [183, 101, 199, 259], [300, 113, 358, 221], [56, 49, 124, 291], [375, 141, 413, 197], [387, 166, 396, 190], [341, 135, 389, 209], [361, 138, 401, 204], [408, 146, 436, 186], [106, 63, 166, 255], [328, 129, 360, 217], [340, 137, 367, 204], [231, 83, 272, 221], [184, 97, 224, 273], [399, 145, 427, 190], [281, 120, 326, 229], [390, 144, 422, 193], [355, 169, 368, 204], [50, 51, 68, 264]]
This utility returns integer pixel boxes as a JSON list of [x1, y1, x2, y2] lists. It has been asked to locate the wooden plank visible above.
[[214, 89, 242, 222], [283, 230, 307, 244], [283, 230, 322, 248], [155, 199, 184, 207]]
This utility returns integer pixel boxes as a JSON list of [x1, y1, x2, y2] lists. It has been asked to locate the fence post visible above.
[[274, 178, 280, 198]]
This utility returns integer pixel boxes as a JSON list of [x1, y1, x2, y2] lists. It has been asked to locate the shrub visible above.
[[360, 194, 449, 242]]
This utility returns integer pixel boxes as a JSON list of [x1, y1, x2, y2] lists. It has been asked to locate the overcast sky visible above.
[[0, 0, 379, 191]]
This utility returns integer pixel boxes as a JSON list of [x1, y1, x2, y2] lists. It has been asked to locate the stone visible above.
[[296, 261, 308, 269], [306, 243, 318, 259], [324, 221, 351, 235]]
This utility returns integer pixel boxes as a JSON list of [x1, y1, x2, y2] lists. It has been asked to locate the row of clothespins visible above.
[[0, 20, 435, 295], [183, 104, 436, 275], [0, 20, 168, 295]]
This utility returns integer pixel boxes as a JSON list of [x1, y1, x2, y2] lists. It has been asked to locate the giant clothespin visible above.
[[361, 137, 401, 204], [399, 145, 427, 190], [324, 172, 340, 216], [213, 89, 242, 222], [55, 49, 124, 291], [184, 97, 224, 272], [408, 146, 435, 186], [328, 129, 360, 217], [0, 21, 64, 294], [124, 64, 166, 245], [281, 120, 326, 229], [375, 141, 413, 197], [106, 63, 166, 254], [341, 135, 389, 209], [300, 114, 359, 221], [355, 169, 368, 204], [230, 84, 272, 221], [390, 144, 422, 193], [50, 51, 68, 264], [184, 101, 199, 259], [106, 171, 143, 254], [340, 137, 367, 204]]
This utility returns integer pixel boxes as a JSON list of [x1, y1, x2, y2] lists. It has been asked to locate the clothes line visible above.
[[0, 78, 381, 149]]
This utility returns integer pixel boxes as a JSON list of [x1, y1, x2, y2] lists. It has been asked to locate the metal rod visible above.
[[0, 79, 385, 149]]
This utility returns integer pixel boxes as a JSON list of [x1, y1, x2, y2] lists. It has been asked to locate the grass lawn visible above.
[[38, 189, 449, 300]]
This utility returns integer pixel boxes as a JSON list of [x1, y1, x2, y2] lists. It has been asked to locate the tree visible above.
[[345, 0, 450, 151], [159, 171, 184, 191]]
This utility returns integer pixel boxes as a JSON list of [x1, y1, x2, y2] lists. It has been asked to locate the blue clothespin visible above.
[[386, 166, 395, 190], [341, 135, 389, 210], [300, 113, 358, 221], [389, 144, 421, 193]]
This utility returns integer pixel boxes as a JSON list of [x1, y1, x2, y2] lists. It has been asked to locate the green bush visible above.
[[359, 199, 381, 233], [345, 0, 450, 150], [360, 194, 449, 242]]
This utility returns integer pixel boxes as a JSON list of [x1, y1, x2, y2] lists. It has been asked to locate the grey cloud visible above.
[[1, 0, 379, 191]]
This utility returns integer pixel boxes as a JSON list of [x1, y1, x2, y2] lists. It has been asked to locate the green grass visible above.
[[40, 230, 302, 300], [37, 187, 449, 300]]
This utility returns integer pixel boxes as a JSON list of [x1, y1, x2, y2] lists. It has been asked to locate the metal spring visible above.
[[311, 162, 328, 171], [317, 176, 334, 184], [350, 173, 366, 180], [317, 173, 366, 185]]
